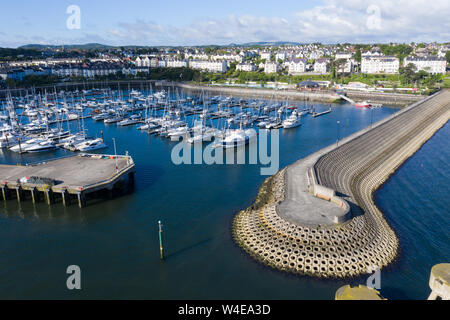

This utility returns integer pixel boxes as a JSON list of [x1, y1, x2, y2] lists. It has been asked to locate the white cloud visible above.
[[106, 0, 450, 45], [2, 0, 448, 47]]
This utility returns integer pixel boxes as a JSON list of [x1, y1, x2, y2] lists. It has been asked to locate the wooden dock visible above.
[[0, 153, 135, 208]]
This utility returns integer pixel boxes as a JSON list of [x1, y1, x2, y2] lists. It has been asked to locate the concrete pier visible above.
[[233, 89, 450, 278], [0, 153, 135, 208]]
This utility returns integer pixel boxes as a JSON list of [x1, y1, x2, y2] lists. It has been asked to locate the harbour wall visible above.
[[1, 80, 425, 106], [232, 89, 450, 278]]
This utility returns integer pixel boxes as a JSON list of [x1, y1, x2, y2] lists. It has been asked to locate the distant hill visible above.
[[17, 41, 306, 50], [229, 41, 304, 47], [19, 43, 116, 50]]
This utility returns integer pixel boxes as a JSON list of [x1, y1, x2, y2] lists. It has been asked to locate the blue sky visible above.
[[1, 0, 449, 48]]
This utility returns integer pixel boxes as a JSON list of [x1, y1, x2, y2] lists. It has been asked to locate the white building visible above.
[[362, 50, 382, 57], [336, 59, 354, 73], [438, 45, 450, 58], [158, 60, 167, 68], [167, 60, 189, 68], [211, 54, 242, 63], [287, 59, 306, 75], [314, 59, 329, 74], [264, 62, 279, 74], [134, 56, 151, 67], [260, 52, 272, 61], [361, 56, 399, 74], [276, 52, 287, 61], [335, 52, 353, 60], [190, 53, 209, 60], [403, 56, 447, 74], [236, 63, 257, 72], [190, 60, 228, 73]]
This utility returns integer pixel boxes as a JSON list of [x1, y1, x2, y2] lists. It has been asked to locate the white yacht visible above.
[[104, 116, 124, 124], [187, 127, 220, 144], [215, 128, 256, 149], [9, 138, 42, 152], [25, 140, 57, 153], [167, 126, 191, 140], [76, 138, 107, 152], [282, 113, 302, 129]]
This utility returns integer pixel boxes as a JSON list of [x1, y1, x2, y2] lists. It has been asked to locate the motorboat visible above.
[[9, 138, 42, 152], [187, 127, 220, 144], [355, 101, 371, 108], [282, 113, 302, 128], [93, 113, 110, 121], [25, 140, 57, 153], [265, 117, 282, 129], [118, 118, 140, 126], [167, 126, 191, 141], [76, 138, 107, 152], [215, 128, 256, 149], [104, 116, 124, 124]]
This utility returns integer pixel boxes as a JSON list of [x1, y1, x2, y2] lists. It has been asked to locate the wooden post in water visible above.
[[30, 187, 37, 204], [44, 188, 54, 205], [77, 191, 86, 208], [158, 220, 164, 261], [1, 185, 9, 201], [15, 187, 22, 203], [61, 189, 69, 207]]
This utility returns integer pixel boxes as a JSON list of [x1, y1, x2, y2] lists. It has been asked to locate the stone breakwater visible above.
[[233, 89, 450, 278], [175, 82, 424, 106]]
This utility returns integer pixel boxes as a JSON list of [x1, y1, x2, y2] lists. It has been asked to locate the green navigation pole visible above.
[[158, 220, 164, 260]]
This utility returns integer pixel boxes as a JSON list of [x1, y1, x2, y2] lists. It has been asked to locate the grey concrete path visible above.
[[278, 150, 346, 226]]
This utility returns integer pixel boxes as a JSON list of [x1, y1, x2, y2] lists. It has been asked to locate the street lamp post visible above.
[[158, 220, 164, 260], [370, 107, 374, 128], [112, 138, 118, 171], [336, 120, 341, 147]]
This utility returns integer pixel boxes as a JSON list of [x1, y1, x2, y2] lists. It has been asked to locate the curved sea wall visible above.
[[233, 89, 450, 278]]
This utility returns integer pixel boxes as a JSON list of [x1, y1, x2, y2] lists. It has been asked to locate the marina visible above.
[[0, 84, 335, 159], [0, 85, 447, 300]]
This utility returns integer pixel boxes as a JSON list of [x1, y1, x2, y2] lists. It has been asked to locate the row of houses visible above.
[[404, 56, 447, 74], [361, 54, 446, 74], [0, 62, 149, 81], [135, 56, 228, 73], [7, 56, 121, 68], [0, 67, 51, 81]]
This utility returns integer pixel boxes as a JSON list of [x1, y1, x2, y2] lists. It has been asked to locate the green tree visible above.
[[399, 63, 417, 85], [354, 49, 361, 63]]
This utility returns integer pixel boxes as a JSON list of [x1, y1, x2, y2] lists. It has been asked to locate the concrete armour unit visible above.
[[233, 89, 450, 278]]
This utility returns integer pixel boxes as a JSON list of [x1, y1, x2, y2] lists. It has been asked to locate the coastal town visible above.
[[1, 42, 449, 94], [1, 0, 449, 305]]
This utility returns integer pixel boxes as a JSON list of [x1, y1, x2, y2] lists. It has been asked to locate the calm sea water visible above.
[[0, 93, 447, 299]]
